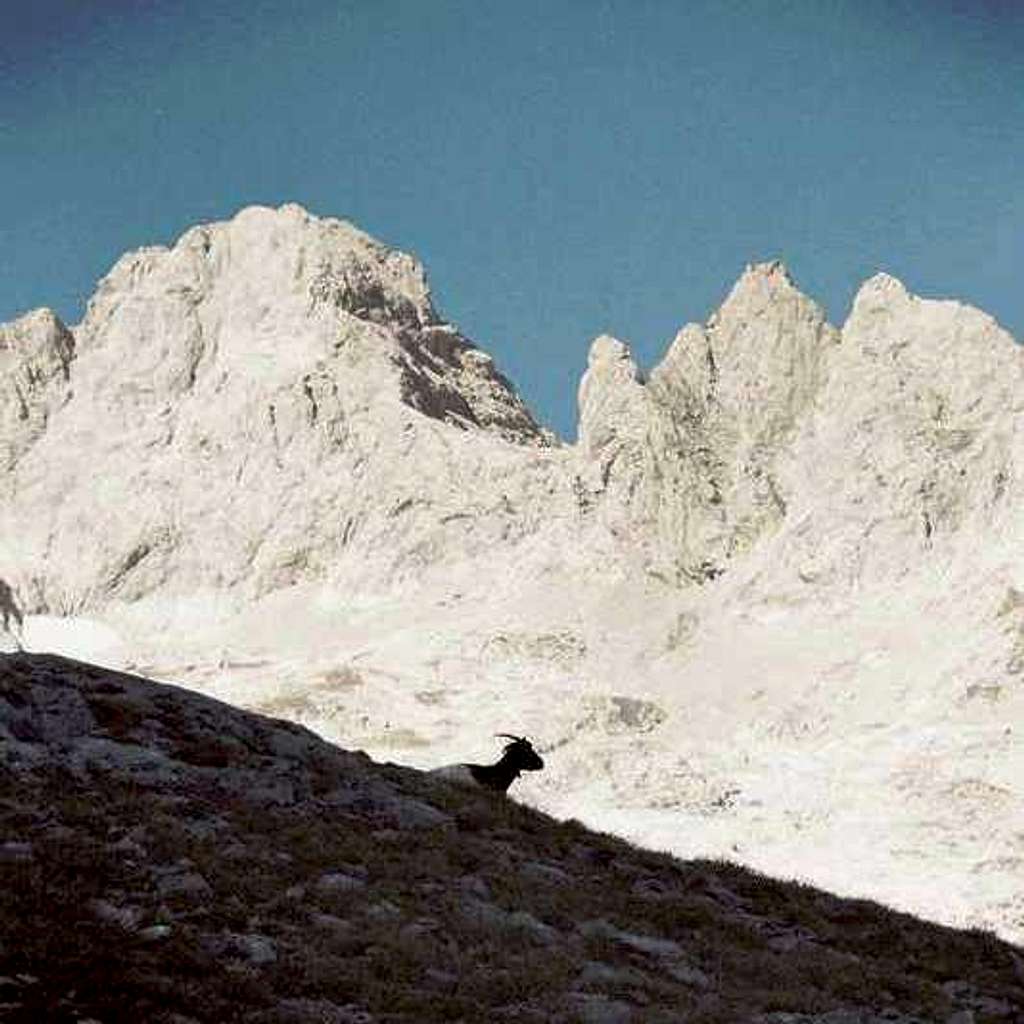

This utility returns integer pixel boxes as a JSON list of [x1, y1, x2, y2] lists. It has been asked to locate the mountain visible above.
[[1, 204, 1022, 948], [2, 652, 1022, 1022], [1, 204, 557, 613]]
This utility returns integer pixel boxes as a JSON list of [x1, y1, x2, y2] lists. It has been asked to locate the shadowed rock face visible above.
[[2, 652, 1022, 1023]]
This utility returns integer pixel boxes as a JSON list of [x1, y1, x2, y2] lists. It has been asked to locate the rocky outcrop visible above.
[[71, 204, 544, 444], [766, 272, 1024, 591], [575, 260, 1023, 590]]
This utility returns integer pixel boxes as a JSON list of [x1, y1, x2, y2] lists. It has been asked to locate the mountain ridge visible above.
[[6, 203, 1020, 611]]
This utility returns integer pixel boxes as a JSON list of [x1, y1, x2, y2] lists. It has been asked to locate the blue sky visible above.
[[3, 0, 1022, 438]]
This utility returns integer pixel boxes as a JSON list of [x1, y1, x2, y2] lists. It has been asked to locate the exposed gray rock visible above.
[[137, 924, 172, 943], [578, 918, 684, 959], [576, 959, 647, 989], [366, 899, 401, 922], [88, 898, 144, 931], [155, 868, 212, 901], [460, 897, 559, 944], [203, 930, 278, 965], [520, 859, 572, 885], [249, 1000, 374, 1024], [0, 841, 32, 863], [309, 912, 354, 934], [324, 783, 452, 830], [568, 993, 635, 1024], [315, 871, 366, 893]]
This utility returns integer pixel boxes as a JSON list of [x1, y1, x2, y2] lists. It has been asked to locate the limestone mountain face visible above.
[[768, 272, 1024, 591], [576, 261, 840, 582], [3, 204, 1024, 944], [576, 260, 1023, 593], [6, 206, 1018, 616], [1, 204, 560, 615]]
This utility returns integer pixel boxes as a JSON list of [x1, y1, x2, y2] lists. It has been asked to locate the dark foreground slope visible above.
[[1, 654, 1021, 1024]]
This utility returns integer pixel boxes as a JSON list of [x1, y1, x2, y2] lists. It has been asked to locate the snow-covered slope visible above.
[[2, 203, 1022, 944]]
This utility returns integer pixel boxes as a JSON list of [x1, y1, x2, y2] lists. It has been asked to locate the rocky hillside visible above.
[[2, 652, 1022, 1023]]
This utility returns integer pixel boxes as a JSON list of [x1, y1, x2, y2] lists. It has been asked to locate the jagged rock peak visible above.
[[81, 202, 438, 346], [581, 334, 643, 390], [848, 271, 1016, 342], [65, 201, 546, 443], [0, 308, 75, 377], [740, 258, 795, 285], [585, 334, 640, 370], [652, 260, 834, 410], [572, 264, 842, 581], [847, 271, 912, 322], [577, 334, 647, 454], [0, 203, 554, 612], [857, 270, 908, 296], [0, 306, 72, 345], [843, 269, 1016, 358], [707, 259, 801, 324]]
